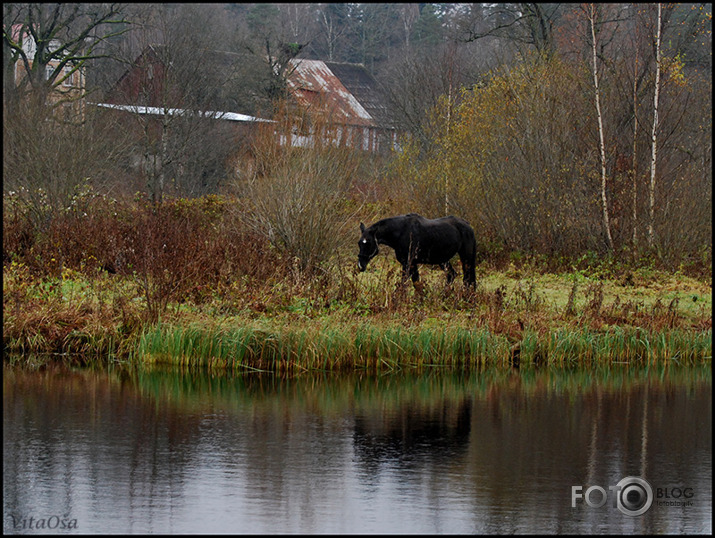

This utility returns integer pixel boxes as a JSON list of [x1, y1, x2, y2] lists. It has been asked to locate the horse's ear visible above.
[[360, 222, 365, 233]]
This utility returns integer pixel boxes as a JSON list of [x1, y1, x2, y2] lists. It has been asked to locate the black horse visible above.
[[357, 213, 477, 286]]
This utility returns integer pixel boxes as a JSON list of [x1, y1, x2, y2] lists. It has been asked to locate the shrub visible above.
[[232, 103, 363, 273]]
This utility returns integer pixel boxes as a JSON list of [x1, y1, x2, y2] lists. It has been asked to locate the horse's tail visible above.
[[459, 220, 477, 286]]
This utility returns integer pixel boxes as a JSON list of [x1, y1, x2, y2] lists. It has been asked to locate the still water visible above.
[[3, 362, 712, 534]]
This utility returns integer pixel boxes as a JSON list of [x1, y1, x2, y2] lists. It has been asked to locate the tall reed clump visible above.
[[134, 323, 513, 371], [517, 327, 712, 367], [133, 323, 711, 372]]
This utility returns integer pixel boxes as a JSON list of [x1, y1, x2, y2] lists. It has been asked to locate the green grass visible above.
[[132, 321, 710, 373], [4, 258, 711, 371]]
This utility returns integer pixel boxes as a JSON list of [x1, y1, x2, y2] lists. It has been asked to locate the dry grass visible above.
[[3, 192, 711, 369]]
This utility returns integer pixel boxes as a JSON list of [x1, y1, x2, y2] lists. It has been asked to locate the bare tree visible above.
[[3, 3, 129, 112], [586, 4, 614, 251], [647, 2, 662, 249], [631, 21, 640, 251], [316, 4, 345, 61], [378, 40, 487, 148], [240, 3, 306, 106], [398, 4, 420, 48], [456, 3, 562, 58], [111, 4, 250, 203], [3, 3, 132, 230]]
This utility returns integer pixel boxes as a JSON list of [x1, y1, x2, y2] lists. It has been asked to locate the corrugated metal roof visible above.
[[90, 102, 272, 122], [324, 62, 396, 129], [287, 59, 376, 127]]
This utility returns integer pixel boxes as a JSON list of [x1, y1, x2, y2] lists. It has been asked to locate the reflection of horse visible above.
[[357, 213, 477, 286], [352, 398, 473, 466]]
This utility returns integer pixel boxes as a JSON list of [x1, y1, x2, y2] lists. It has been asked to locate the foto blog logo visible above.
[[572, 476, 654, 517]]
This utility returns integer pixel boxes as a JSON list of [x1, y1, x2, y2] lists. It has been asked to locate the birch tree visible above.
[[587, 3, 614, 251], [317, 4, 350, 61], [647, 3, 662, 249]]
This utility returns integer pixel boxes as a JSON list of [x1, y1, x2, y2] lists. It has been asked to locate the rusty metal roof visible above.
[[324, 61, 396, 129], [287, 59, 394, 129]]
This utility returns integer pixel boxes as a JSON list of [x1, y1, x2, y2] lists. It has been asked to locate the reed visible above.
[[517, 327, 713, 366], [133, 323, 710, 373]]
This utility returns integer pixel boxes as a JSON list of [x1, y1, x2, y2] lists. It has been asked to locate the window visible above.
[[21, 34, 36, 57], [62, 67, 73, 87]]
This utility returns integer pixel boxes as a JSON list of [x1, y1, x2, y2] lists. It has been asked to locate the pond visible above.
[[3, 361, 711, 534]]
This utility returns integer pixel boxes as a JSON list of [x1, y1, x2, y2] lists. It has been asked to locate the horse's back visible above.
[[424, 215, 474, 241], [396, 214, 474, 242], [395, 214, 468, 262]]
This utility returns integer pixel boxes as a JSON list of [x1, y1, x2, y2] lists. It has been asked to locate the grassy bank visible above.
[[3, 256, 711, 372], [3, 192, 711, 372], [135, 322, 711, 372]]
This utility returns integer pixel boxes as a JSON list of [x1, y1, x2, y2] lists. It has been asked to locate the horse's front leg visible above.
[[403, 262, 426, 297], [400, 262, 419, 284], [410, 262, 420, 283]]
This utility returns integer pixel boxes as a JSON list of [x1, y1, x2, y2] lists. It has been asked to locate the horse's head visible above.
[[357, 222, 379, 272]]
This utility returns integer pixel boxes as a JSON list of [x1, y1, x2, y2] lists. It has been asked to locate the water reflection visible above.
[[3, 362, 711, 534]]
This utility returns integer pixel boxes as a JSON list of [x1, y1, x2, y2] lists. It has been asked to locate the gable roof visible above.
[[323, 61, 396, 129], [287, 59, 396, 131], [103, 46, 398, 135]]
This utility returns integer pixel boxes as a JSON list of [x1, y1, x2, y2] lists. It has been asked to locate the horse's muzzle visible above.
[[357, 260, 366, 272]]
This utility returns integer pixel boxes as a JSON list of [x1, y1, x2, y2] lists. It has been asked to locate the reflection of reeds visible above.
[[6, 360, 710, 415], [135, 323, 711, 373], [126, 362, 712, 416]]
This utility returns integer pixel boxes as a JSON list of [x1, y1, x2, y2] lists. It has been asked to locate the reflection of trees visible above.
[[457, 376, 711, 533], [3, 365, 711, 533], [3, 365, 204, 530]]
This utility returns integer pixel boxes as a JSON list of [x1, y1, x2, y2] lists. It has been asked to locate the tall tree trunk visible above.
[[158, 112, 169, 204], [647, 3, 662, 249], [589, 4, 614, 251], [443, 41, 457, 216], [632, 29, 640, 252], [444, 82, 451, 216]]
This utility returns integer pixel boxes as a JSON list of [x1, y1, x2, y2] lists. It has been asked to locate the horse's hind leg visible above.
[[461, 259, 476, 287], [441, 262, 457, 284], [457, 247, 476, 287]]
